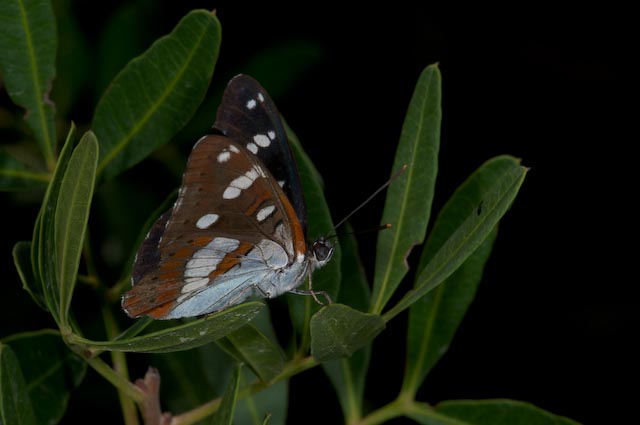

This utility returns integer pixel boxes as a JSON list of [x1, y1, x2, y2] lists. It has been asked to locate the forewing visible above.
[[214, 74, 307, 233], [122, 136, 305, 319]]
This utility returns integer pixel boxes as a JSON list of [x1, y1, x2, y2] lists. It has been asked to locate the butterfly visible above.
[[121, 75, 334, 319]]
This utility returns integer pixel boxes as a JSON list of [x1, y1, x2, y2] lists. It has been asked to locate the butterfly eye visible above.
[[312, 238, 334, 265]]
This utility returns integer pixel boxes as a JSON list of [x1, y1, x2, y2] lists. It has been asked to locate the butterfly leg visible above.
[[289, 272, 332, 305]]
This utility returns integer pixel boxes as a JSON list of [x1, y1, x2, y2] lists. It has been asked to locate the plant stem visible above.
[[103, 303, 139, 425], [83, 354, 145, 403], [294, 288, 316, 358], [356, 399, 405, 425]]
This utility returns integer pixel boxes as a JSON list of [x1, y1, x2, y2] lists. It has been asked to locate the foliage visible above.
[[0, 2, 575, 424]]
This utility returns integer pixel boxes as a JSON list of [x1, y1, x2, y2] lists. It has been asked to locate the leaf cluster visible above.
[[0, 3, 575, 425]]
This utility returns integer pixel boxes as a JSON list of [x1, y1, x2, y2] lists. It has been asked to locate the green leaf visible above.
[[211, 365, 241, 425], [55, 131, 98, 328], [0, 344, 37, 425], [422, 399, 580, 425], [12, 241, 47, 311], [403, 230, 496, 398], [402, 157, 517, 397], [310, 304, 385, 362], [93, 10, 221, 180], [322, 229, 372, 421], [383, 161, 527, 321], [32, 124, 78, 323], [218, 325, 285, 383], [0, 0, 57, 169], [336, 226, 371, 309], [0, 149, 49, 191], [284, 121, 341, 336], [371, 64, 442, 314], [68, 302, 264, 353], [2, 330, 86, 425]]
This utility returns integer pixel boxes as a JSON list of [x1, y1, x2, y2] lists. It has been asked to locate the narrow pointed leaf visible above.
[[55, 131, 98, 327], [2, 330, 86, 425], [218, 325, 285, 383], [31, 124, 78, 322], [211, 365, 241, 425], [67, 302, 264, 353], [93, 10, 221, 180], [322, 230, 371, 421], [311, 304, 385, 362], [0, 344, 37, 425], [430, 399, 581, 425], [371, 64, 441, 314], [12, 241, 47, 311], [0, 0, 57, 168], [383, 161, 527, 321], [0, 150, 49, 191], [285, 121, 341, 334], [403, 157, 518, 396]]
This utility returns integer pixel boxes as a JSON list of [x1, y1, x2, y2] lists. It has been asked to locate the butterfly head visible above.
[[309, 237, 334, 270]]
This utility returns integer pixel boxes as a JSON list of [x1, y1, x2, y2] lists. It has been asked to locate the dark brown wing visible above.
[[122, 135, 306, 319]]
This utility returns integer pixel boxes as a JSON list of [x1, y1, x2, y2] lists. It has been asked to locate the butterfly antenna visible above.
[[326, 223, 391, 240], [332, 164, 407, 231]]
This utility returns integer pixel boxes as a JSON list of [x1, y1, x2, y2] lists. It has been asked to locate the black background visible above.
[[2, 2, 635, 424]]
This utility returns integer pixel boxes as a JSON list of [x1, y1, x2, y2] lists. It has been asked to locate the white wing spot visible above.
[[182, 277, 209, 293], [246, 99, 257, 110], [185, 258, 217, 277], [256, 205, 275, 222], [229, 145, 239, 153], [246, 168, 259, 180], [183, 237, 240, 283], [223, 168, 262, 199], [247, 142, 258, 154], [277, 180, 285, 188], [217, 151, 230, 163], [253, 134, 271, 147], [223, 186, 241, 199], [233, 175, 253, 190], [267, 130, 276, 140], [196, 213, 219, 229], [257, 93, 265, 102]]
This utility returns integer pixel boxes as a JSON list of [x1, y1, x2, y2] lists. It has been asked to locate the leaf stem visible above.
[[341, 358, 362, 424], [81, 354, 145, 403], [103, 303, 140, 425], [356, 399, 405, 425], [297, 296, 314, 357]]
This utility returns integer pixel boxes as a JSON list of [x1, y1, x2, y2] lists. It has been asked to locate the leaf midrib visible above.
[[372, 70, 436, 314], [383, 166, 524, 321], [402, 283, 443, 396], [18, 0, 54, 169], [96, 22, 207, 175]]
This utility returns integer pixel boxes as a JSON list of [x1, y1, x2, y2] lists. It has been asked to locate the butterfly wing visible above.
[[214, 74, 308, 234], [122, 136, 308, 319]]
